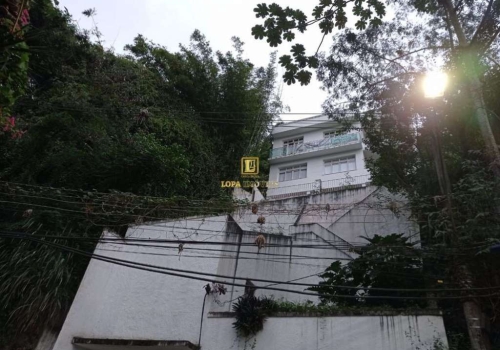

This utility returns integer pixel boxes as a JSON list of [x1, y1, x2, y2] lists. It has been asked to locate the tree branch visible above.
[[479, 26, 500, 56], [363, 72, 418, 98], [470, 0, 497, 49], [387, 46, 449, 62], [356, 44, 408, 72], [439, 0, 468, 45], [485, 54, 500, 68], [443, 11, 455, 50], [454, 0, 463, 13], [316, 32, 327, 55], [470, 0, 495, 45]]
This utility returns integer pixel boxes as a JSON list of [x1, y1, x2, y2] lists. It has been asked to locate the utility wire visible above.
[[1, 231, 498, 294], [4, 233, 500, 300], [0, 230, 474, 254], [0, 191, 412, 216]]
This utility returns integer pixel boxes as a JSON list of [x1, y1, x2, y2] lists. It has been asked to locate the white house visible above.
[[49, 115, 448, 350], [266, 115, 371, 199]]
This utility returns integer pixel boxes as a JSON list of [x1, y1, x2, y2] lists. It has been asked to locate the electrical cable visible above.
[[7, 233, 500, 300], [1, 231, 498, 294]]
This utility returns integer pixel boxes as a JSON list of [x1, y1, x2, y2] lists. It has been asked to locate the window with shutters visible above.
[[324, 156, 356, 175], [278, 164, 307, 182]]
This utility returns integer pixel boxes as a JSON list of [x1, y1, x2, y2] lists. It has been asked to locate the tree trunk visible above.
[[429, 104, 492, 350], [463, 300, 491, 350], [464, 59, 500, 177], [441, 0, 500, 178]]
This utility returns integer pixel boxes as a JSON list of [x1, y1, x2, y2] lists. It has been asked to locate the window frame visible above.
[[323, 130, 339, 139], [324, 155, 356, 175], [278, 163, 307, 182], [282, 137, 304, 155]]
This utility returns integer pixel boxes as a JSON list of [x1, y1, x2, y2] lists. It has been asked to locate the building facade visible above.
[[267, 115, 371, 199], [50, 116, 448, 350]]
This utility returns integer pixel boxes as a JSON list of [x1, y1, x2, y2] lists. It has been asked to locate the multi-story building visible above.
[[49, 115, 448, 350], [267, 115, 371, 200]]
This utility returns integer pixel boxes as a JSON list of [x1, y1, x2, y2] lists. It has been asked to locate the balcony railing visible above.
[[266, 174, 371, 200], [270, 133, 360, 159]]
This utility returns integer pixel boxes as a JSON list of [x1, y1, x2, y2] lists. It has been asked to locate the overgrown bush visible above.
[[232, 295, 278, 337]]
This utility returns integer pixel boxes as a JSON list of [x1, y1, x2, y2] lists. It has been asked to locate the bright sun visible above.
[[423, 71, 448, 99]]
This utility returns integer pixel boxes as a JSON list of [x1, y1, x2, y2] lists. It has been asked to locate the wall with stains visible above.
[[202, 313, 448, 350], [53, 187, 426, 350], [53, 216, 231, 350]]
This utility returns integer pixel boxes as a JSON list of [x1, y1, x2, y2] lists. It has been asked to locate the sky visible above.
[[58, 0, 330, 120]]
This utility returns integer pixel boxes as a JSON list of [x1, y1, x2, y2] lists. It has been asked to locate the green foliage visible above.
[[0, 0, 31, 125], [308, 234, 427, 308], [251, 0, 386, 85], [271, 299, 424, 315], [124, 32, 282, 178], [0, 1, 282, 347], [252, 0, 500, 347], [232, 295, 278, 337], [232, 295, 429, 339]]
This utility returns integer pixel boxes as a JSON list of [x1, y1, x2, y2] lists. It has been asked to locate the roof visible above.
[[272, 114, 335, 138]]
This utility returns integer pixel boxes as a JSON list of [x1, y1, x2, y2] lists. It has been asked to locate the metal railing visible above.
[[265, 182, 317, 199], [266, 174, 371, 200], [321, 174, 371, 190], [270, 133, 360, 159]]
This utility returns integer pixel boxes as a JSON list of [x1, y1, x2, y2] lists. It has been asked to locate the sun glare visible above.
[[423, 71, 448, 99]]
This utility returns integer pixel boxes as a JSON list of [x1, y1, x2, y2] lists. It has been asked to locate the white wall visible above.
[[202, 313, 448, 350], [269, 118, 368, 192], [53, 188, 426, 350], [269, 148, 369, 188], [272, 120, 362, 148], [53, 216, 229, 350]]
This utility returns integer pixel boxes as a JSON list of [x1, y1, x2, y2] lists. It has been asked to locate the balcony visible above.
[[269, 133, 361, 162], [266, 174, 371, 200]]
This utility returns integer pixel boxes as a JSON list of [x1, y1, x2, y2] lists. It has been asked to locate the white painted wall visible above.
[[53, 215, 350, 350], [202, 314, 448, 350], [272, 120, 362, 147], [269, 149, 369, 188], [53, 188, 429, 350], [53, 216, 229, 350], [269, 117, 369, 193]]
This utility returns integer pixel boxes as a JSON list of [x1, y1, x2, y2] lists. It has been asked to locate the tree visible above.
[[0, 0, 31, 138], [0, 1, 282, 348], [124, 32, 283, 180], [308, 234, 427, 309], [251, 0, 500, 176], [252, 2, 500, 348]]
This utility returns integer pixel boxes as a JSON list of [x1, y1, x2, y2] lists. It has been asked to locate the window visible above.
[[283, 137, 303, 155], [279, 164, 307, 182], [324, 156, 356, 175], [323, 131, 338, 139]]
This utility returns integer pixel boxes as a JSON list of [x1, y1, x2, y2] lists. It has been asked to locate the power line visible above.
[[0, 236, 468, 282], [0, 199, 453, 227], [2, 181, 409, 209], [0, 190, 411, 215], [31, 105, 378, 129], [2, 231, 499, 298], [0, 229, 445, 251], [0, 218, 488, 257], [0, 233, 492, 292]]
